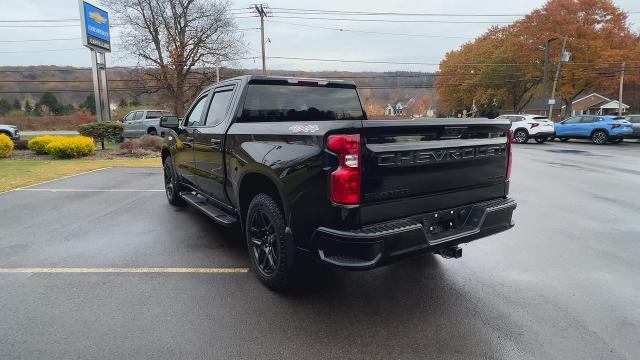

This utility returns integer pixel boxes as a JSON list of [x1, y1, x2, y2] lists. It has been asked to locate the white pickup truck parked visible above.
[[121, 109, 174, 138]]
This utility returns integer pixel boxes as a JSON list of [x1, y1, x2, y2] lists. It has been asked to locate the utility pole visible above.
[[253, 4, 269, 74], [542, 38, 557, 97], [216, 56, 220, 83], [549, 36, 568, 121], [618, 62, 625, 116]]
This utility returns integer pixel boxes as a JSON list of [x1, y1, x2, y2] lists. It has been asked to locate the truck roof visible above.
[[213, 75, 357, 88]]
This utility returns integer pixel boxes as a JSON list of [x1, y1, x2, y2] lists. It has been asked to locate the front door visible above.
[[193, 84, 237, 205], [556, 116, 580, 136], [174, 93, 210, 187]]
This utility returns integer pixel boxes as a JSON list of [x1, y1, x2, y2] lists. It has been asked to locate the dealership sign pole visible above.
[[79, 0, 111, 122]]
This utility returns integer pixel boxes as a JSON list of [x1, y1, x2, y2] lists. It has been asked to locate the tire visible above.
[[591, 130, 608, 145], [559, 137, 570, 142], [513, 129, 529, 144], [246, 193, 295, 291], [148, 129, 158, 136], [163, 158, 185, 206], [535, 136, 547, 144]]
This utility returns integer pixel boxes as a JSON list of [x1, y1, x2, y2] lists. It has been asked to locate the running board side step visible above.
[[179, 192, 237, 227]]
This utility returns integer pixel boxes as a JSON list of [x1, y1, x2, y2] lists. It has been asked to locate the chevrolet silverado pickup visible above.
[[160, 75, 517, 290]]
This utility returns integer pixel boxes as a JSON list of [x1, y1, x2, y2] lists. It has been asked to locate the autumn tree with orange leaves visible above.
[[436, 0, 640, 118]]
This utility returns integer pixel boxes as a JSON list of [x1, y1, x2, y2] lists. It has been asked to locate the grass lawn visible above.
[[0, 158, 161, 192]]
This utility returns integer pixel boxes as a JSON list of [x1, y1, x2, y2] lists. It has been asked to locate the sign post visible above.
[[79, 1, 111, 122]]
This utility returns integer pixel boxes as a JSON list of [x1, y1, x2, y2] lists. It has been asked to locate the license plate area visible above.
[[423, 204, 479, 241]]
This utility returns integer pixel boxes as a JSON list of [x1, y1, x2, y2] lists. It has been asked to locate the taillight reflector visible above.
[[327, 134, 361, 205]]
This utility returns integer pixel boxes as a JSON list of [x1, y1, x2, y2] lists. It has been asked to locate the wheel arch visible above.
[[237, 170, 288, 232], [590, 128, 609, 136]]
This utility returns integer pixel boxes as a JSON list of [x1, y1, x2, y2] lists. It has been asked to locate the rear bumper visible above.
[[313, 197, 516, 269], [533, 130, 555, 137]]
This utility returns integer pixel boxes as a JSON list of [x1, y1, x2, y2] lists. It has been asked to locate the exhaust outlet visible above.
[[438, 246, 462, 259]]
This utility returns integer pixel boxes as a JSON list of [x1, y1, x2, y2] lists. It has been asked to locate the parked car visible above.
[[121, 109, 174, 138], [496, 114, 555, 143], [160, 75, 516, 290], [554, 114, 633, 144], [0, 124, 20, 140], [624, 114, 640, 139]]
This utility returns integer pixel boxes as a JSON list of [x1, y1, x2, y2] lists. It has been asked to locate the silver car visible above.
[[624, 115, 640, 139], [0, 124, 20, 140], [121, 109, 173, 138]]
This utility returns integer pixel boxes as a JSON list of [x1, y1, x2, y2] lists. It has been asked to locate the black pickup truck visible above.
[[160, 75, 516, 290]]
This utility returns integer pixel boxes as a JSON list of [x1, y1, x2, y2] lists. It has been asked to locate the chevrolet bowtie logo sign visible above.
[[89, 11, 108, 24]]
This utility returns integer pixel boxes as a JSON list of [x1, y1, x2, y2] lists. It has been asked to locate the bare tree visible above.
[[106, 0, 244, 115]]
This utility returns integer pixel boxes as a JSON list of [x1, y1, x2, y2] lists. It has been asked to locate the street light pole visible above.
[[549, 36, 568, 120], [618, 62, 625, 116]]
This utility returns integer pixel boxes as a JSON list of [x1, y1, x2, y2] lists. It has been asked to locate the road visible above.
[[0, 140, 639, 360]]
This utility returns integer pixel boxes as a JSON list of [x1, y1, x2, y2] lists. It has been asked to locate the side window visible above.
[[630, 116, 640, 124], [205, 87, 235, 126], [563, 116, 579, 124], [184, 95, 209, 127], [146, 111, 162, 119], [133, 111, 144, 120], [124, 112, 135, 121]]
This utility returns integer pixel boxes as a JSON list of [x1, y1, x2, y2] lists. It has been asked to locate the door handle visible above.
[[210, 139, 221, 145]]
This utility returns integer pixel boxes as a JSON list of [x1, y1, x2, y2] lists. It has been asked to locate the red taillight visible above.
[[611, 123, 621, 129], [529, 123, 540, 129], [506, 130, 513, 180], [327, 134, 361, 205]]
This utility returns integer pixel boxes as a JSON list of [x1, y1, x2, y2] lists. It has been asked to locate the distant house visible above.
[[384, 101, 408, 116], [564, 93, 629, 116], [519, 93, 629, 120]]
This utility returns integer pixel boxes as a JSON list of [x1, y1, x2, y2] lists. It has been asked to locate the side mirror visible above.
[[159, 116, 180, 131]]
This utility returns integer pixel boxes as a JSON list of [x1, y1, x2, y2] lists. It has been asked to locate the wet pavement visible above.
[[1, 140, 639, 359]]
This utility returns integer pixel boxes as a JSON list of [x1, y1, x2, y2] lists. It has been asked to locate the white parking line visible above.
[[15, 189, 165, 192], [0, 167, 112, 195], [0, 267, 249, 273]]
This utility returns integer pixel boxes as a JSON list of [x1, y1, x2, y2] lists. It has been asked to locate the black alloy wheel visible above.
[[249, 209, 280, 276], [245, 193, 293, 290], [163, 159, 185, 206], [591, 130, 608, 145]]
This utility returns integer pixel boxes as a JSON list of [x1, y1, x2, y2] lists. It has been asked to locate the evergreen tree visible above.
[[36, 93, 63, 115], [12, 98, 21, 111], [0, 98, 11, 116], [81, 93, 96, 115]]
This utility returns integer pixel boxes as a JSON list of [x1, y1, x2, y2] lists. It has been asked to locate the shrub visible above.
[[0, 133, 14, 158], [120, 138, 141, 151], [44, 136, 95, 158], [13, 139, 29, 150], [78, 121, 124, 149], [138, 135, 163, 152], [27, 135, 59, 154]]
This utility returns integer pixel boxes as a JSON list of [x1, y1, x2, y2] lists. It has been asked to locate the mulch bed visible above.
[[4, 149, 160, 161]]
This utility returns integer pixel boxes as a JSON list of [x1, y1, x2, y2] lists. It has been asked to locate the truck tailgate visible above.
[[360, 119, 511, 224]]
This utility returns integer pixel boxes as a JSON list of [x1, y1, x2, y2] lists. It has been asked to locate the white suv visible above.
[[497, 114, 555, 143]]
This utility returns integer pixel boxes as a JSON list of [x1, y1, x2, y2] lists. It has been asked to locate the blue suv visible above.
[[554, 115, 633, 144]]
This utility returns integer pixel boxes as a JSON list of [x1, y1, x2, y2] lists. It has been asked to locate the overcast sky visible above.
[[1, 0, 639, 72]]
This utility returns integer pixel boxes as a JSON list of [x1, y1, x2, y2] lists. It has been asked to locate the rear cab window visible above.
[[239, 80, 365, 122], [146, 111, 164, 119]]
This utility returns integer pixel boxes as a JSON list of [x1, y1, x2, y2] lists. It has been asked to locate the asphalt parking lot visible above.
[[1, 140, 639, 360]]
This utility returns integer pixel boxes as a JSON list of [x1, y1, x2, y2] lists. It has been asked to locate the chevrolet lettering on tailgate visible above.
[[375, 144, 507, 167]]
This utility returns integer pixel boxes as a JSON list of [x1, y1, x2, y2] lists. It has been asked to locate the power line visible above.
[[0, 37, 80, 43], [269, 8, 527, 17], [267, 20, 474, 39], [269, 15, 514, 24]]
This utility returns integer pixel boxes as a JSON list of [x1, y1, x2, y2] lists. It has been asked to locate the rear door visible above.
[[578, 116, 599, 136], [132, 111, 145, 136], [359, 119, 510, 223], [174, 92, 211, 187], [193, 83, 238, 204]]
